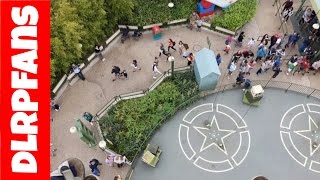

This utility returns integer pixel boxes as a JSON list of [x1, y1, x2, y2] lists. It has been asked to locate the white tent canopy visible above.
[[204, 0, 238, 8]]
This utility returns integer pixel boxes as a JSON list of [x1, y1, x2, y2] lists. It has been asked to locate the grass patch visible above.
[[126, 0, 196, 26], [211, 0, 257, 31], [99, 71, 199, 160]]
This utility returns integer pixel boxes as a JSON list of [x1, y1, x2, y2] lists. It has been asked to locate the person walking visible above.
[[72, 64, 85, 80], [95, 45, 105, 61], [225, 35, 233, 45], [256, 46, 267, 61], [216, 53, 222, 66], [111, 65, 121, 81], [196, 18, 203, 32], [275, 48, 286, 60], [239, 60, 247, 74], [89, 159, 102, 176], [152, 61, 162, 79], [269, 34, 279, 49], [281, 0, 293, 15], [286, 60, 298, 75], [299, 36, 312, 53], [256, 60, 267, 76], [291, 33, 300, 47], [260, 34, 269, 44], [247, 38, 255, 49], [299, 8, 312, 25], [188, 11, 200, 30], [236, 32, 245, 47], [83, 112, 94, 125], [235, 72, 245, 86], [182, 43, 190, 58], [187, 53, 194, 66], [224, 43, 231, 54], [282, 7, 294, 23], [299, 58, 310, 75], [312, 60, 320, 75], [178, 41, 184, 55], [105, 154, 115, 167], [50, 99, 60, 111], [120, 70, 128, 80], [272, 65, 282, 78], [227, 61, 237, 79], [159, 43, 169, 57], [285, 32, 297, 48], [265, 57, 274, 72], [131, 59, 141, 72], [246, 60, 256, 75], [168, 39, 176, 52]]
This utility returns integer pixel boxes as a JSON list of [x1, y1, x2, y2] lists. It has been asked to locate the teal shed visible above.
[[194, 48, 221, 91]]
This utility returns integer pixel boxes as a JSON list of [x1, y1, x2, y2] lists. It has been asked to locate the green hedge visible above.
[[99, 71, 198, 160], [126, 0, 196, 26], [211, 0, 257, 31]]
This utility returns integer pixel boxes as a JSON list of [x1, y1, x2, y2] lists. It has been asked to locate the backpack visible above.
[[173, 41, 176, 46]]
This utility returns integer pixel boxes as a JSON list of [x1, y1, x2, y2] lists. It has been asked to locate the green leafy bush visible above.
[[211, 0, 257, 31], [126, 0, 196, 26], [99, 71, 198, 160]]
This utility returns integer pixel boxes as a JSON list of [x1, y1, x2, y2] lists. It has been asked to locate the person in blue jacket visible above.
[[256, 46, 267, 61]]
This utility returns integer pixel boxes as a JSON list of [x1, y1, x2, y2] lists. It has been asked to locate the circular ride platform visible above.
[[131, 88, 320, 180]]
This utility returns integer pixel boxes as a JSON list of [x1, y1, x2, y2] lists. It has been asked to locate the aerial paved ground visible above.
[[50, 0, 320, 179]]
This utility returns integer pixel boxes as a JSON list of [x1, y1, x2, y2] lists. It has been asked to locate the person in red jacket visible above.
[[299, 57, 310, 75]]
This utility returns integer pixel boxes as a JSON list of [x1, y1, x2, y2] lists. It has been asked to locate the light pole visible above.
[[70, 119, 97, 147], [98, 140, 107, 151], [168, 55, 175, 79]]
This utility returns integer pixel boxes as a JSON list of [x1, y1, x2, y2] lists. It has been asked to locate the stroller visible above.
[[132, 30, 143, 40]]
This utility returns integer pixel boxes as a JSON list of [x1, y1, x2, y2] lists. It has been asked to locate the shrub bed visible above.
[[126, 0, 196, 26], [211, 0, 257, 31], [99, 71, 199, 160]]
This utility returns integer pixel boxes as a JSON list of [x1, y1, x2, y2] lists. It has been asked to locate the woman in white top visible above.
[[152, 61, 162, 79], [227, 62, 237, 79], [312, 60, 320, 75]]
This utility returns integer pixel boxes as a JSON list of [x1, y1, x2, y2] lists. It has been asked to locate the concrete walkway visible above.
[[50, 1, 320, 179]]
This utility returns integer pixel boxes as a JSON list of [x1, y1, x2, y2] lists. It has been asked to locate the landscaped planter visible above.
[[211, 0, 257, 31]]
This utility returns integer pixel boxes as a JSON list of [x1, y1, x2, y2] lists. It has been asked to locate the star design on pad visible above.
[[294, 116, 320, 156], [193, 115, 235, 155]]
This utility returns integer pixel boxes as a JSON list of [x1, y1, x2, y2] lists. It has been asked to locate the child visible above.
[[131, 60, 141, 72], [196, 18, 202, 32], [187, 53, 194, 66], [216, 53, 222, 66], [247, 38, 255, 49], [224, 43, 231, 54], [225, 35, 233, 45], [120, 70, 128, 80], [168, 39, 176, 51], [178, 41, 184, 55]]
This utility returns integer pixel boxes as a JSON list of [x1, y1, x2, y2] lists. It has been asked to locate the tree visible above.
[[50, 0, 83, 86], [50, 0, 135, 88]]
